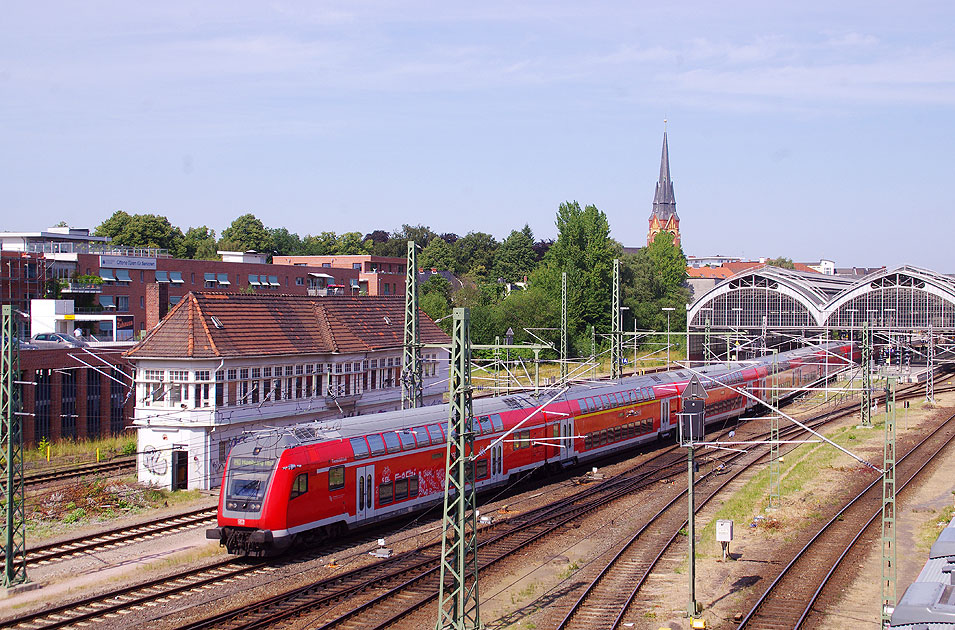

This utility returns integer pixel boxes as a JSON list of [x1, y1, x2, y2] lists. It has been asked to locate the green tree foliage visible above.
[[421, 274, 452, 301], [765, 257, 796, 270], [95, 211, 185, 256], [494, 225, 537, 282], [337, 231, 371, 255], [182, 226, 218, 260], [454, 232, 499, 278], [532, 201, 618, 351], [219, 213, 272, 253], [624, 231, 690, 335], [269, 228, 303, 256], [419, 236, 456, 271]]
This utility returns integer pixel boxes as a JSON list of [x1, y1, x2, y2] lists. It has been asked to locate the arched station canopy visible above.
[[823, 265, 955, 331], [688, 266, 856, 330]]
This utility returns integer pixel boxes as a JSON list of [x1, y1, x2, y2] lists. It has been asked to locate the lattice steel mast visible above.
[[926, 322, 935, 404], [861, 320, 872, 427], [435, 307, 480, 630], [1, 305, 26, 587], [881, 377, 897, 625], [402, 241, 422, 409], [560, 272, 568, 382], [768, 350, 781, 510], [611, 258, 622, 379]]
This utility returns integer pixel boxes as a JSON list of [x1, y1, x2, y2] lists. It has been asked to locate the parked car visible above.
[[31, 332, 89, 347], [1, 336, 39, 350]]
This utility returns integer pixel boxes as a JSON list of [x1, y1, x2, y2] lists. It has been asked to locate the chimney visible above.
[[145, 283, 169, 330]]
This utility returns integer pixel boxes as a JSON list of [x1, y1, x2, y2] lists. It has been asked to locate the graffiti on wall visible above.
[[142, 445, 168, 476]]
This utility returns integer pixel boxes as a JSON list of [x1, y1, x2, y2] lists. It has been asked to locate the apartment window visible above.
[[140, 296, 145, 308], [87, 369, 101, 437], [295, 277, 304, 286], [61, 370, 77, 439], [191, 272, 195, 284], [352, 263, 361, 270], [110, 368, 125, 433]]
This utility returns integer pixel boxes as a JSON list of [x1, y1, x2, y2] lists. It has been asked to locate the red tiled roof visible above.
[[686, 266, 733, 279], [126, 293, 450, 359]]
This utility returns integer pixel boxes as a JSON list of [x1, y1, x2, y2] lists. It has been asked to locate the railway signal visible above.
[[679, 374, 706, 619]]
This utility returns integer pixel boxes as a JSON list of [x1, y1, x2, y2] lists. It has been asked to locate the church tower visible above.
[[647, 130, 681, 247]]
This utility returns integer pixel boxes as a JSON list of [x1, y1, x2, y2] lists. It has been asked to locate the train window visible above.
[[379, 481, 393, 505], [491, 414, 503, 431], [409, 475, 419, 497], [412, 426, 431, 446], [475, 459, 488, 480], [599, 429, 607, 446], [290, 473, 308, 499], [350, 437, 369, 460], [427, 424, 445, 443], [479, 416, 493, 434], [328, 466, 345, 491], [395, 479, 408, 501], [600, 395, 610, 408], [383, 432, 401, 454], [366, 434, 386, 456], [359, 476, 365, 510], [398, 430, 416, 450], [585, 434, 592, 450]]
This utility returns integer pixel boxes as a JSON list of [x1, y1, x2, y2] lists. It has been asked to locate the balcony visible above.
[[60, 281, 102, 294], [308, 287, 346, 297]]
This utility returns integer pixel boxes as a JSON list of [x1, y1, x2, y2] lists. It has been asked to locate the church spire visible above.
[[647, 126, 681, 247], [652, 130, 677, 220]]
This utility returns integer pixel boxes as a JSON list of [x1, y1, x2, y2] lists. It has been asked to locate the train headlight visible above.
[[251, 503, 261, 510], [227, 502, 237, 510]]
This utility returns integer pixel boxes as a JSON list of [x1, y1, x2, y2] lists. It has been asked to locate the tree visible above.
[[182, 226, 218, 260], [624, 231, 690, 335], [219, 213, 272, 253], [94, 211, 185, 256], [533, 201, 618, 351], [301, 232, 338, 255], [494, 225, 537, 283], [419, 236, 456, 271], [765, 257, 796, 270], [269, 228, 303, 256], [420, 290, 451, 330], [336, 231, 370, 255], [454, 232, 498, 277], [421, 274, 452, 302]]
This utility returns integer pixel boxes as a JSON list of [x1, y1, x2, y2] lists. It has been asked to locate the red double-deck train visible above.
[[207, 343, 856, 555]]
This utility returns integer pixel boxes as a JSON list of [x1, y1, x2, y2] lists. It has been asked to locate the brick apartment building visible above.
[[273, 255, 407, 296], [17, 346, 135, 447]]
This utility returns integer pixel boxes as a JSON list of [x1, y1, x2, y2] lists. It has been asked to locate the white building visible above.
[[125, 292, 450, 490]]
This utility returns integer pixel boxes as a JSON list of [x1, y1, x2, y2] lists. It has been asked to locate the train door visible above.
[[490, 443, 505, 483], [355, 464, 375, 522], [758, 378, 766, 402], [660, 398, 671, 434], [559, 418, 575, 463]]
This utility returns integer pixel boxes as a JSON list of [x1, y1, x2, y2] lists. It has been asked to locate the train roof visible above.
[[890, 515, 955, 628], [231, 342, 845, 451]]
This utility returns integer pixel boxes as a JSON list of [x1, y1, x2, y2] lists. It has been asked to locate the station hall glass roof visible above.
[[688, 265, 955, 331]]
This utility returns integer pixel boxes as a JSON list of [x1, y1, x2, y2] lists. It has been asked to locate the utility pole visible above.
[[560, 272, 568, 382], [926, 322, 935, 404], [436, 308, 480, 630], [402, 241, 422, 409], [881, 377, 897, 626], [704, 317, 711, 364], [611, 259, 622, 380], [768, 350, 781, 510], [679, 375, 706, 620], [591, 325, 596, 380], [1, 305, 27, 587], [862, 320, 873, 427]]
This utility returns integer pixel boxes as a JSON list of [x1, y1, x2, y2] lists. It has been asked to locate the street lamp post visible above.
[[662, 307, 675, 367]]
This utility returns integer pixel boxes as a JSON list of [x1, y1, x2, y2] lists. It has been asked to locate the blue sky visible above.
[[2, 2, 953, 269]]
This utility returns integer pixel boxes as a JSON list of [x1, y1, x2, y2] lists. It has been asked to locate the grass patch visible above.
[[25, 435, 137, 467], [699, 423, 872, 556], [557, 561, 580, 580], [916, 505, 955, 552]]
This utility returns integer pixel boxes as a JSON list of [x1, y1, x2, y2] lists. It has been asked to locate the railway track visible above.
[[0, 507, 216, 567], [4, 375, 945, 630], [172, 390, 879, 630], [736, 409, 955, 630], [24, 456, 136, 488]]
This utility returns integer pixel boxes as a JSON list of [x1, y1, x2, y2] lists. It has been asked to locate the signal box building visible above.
[[124, 293, 450, 491]]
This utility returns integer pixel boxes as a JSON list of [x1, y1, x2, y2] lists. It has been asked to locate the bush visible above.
[[64, 508, 87, 524], [122, 440, 137, 456]]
